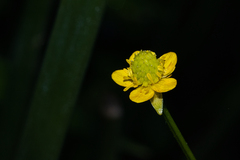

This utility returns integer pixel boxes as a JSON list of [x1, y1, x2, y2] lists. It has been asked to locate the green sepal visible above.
[[150, 93, 163, 115]]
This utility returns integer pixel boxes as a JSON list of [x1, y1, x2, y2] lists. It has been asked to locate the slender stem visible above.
[[163, 107, 196, 160]]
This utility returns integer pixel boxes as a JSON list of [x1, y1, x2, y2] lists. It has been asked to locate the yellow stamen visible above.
[[123, 86, 131, 91], [147, 73, 154, 84], [157, 72, 162, 78]]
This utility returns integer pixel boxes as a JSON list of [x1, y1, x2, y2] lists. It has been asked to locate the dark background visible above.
[[1, 0, 240, 159]]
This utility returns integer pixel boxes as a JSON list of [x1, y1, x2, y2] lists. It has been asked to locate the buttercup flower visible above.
[[111, 50, 177, 115]]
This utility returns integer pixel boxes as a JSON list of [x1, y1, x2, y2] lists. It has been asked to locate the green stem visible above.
[[163, 107, 196, 160]]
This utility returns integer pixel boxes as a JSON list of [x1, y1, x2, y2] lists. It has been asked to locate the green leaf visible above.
[[15, 0, 105, 160]]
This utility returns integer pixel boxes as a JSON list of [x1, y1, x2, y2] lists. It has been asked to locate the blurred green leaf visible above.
[[0, 0, 55, 159], [15, 0, 105, 160]]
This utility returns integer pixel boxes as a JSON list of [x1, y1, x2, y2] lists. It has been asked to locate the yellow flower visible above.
[[111, 50, 177, 115]]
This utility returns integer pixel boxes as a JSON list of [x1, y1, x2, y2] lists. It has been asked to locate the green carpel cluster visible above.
[[131, 50, 160, 87]]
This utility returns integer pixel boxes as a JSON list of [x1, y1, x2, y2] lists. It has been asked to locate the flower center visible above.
[[131, 50, 161, 87]]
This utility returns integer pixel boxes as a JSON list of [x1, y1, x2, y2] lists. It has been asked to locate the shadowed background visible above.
[[0, 0, 240, 159]]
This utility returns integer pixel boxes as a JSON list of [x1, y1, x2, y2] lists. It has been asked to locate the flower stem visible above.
[[163, 107, 196, 160]]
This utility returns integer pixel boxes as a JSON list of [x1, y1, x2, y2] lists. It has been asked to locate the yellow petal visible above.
[[150, 93, 163, 115], [111, 69, 133, 87], [129, 86, 154, 103], [159, 52, 177, 77], [126, 51, 139, 65], [151, 78, 177, 93]]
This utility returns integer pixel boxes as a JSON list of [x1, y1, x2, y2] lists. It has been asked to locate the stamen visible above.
[[126, 59, 131, 65], [123, 76, 131, 81], [123, 87, 130, 92], [123, 84, 133, 91], [133, 77, 139, 87], [127, 68, 133, 76], [147, 73, 154, 84], [158, 66, 163, 72], [156, 72, 162, 78]]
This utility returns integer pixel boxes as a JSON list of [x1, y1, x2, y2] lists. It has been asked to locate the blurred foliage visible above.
[[0, 0, 57, 159], [1, 0, 240, 159]]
